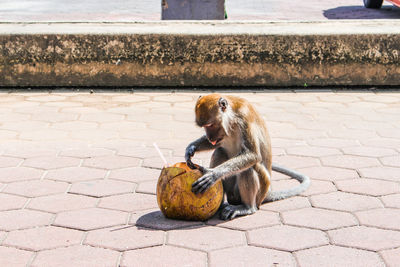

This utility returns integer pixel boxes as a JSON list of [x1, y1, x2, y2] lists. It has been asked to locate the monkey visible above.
[[185, 93, 310, 220]]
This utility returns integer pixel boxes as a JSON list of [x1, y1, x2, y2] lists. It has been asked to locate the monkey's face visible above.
[[195, 94, 230, 146], [203, 121, 226, 146]]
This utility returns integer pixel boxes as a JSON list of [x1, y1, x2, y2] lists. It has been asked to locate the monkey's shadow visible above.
[[134, 210, 224, 231]]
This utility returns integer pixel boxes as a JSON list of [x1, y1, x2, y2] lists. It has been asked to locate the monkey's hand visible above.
[[192, 168, 219, 194], [185, 144, 197, 169]]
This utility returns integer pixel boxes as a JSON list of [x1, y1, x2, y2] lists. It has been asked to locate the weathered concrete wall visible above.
[[1, 22, 400, 87]]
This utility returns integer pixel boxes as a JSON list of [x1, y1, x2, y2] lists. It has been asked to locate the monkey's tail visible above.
[[263, 163, 311, 203]]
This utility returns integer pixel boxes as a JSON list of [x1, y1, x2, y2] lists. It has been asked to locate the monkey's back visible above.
[[226, 95, 272, 172]]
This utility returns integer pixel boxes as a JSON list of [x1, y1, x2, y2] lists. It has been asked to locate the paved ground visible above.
[[0, 90, 398, 266], [1, 0, 400, 22]]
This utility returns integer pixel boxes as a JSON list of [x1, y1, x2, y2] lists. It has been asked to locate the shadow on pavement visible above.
[[324, 5, 400, 19]]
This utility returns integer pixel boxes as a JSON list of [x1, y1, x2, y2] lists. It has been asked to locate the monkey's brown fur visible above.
[[186, 93, 310, 220]]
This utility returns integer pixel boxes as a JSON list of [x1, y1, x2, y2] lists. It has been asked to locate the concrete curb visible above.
[[1, 21, 400, 87]]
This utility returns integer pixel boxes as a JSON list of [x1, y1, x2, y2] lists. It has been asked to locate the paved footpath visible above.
[[0, 89, 399, 266], [1, 0, 399, 21]]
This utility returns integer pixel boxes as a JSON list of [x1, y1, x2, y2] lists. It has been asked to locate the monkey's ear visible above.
[[218, 97, 228, 112]]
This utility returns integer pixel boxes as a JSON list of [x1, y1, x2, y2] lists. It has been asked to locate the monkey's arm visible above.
[[185, 135, 215, 169], [192, 150, 259, 193]]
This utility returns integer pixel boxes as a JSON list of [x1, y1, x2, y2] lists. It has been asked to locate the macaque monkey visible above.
[[185, 93, 310, 220]]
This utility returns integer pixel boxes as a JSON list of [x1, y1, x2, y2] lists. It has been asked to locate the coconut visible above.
[[156, 162, 223, 221]]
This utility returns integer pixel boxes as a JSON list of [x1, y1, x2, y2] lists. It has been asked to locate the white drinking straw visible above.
[[153, 142, 169, 167]]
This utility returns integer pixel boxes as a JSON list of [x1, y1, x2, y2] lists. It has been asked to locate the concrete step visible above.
[[1, 21, 400, 87]]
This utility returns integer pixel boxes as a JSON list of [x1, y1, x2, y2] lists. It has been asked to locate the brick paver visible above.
[[121, 246, 207, 267], [85, 225, 164, 251], [0, 246, 34, 267], [3, 180, 69, 197], [380, 247, 400, 267], [0, 90, 398, 266], [53, 207, 128, 231], [248, 225, 328, 251], [32, 245, 120, 267], [168, 227, 246, 251], [3, 226, 83, 251], [295, 245, 384, 267], [328, 226, 400, 251], [69, 180, 135, 197], [209, 246, 296, 267]]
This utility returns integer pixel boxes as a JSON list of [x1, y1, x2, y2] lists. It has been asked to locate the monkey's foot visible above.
[[219, 204, 257, 220]]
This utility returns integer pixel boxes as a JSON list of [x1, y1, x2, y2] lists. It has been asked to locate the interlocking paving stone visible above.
[[84, 225, 164, 251], [3, 180, 69, 197], [69, 180, 135, 197], [100, 121, 147, 131], [167, 227, 246, 252], [3, 148, 57, 158], [380, 155, 400, 167], [136, 180, 157, 194], [298, 166, 359, 181], [282, 207, 358, 230], [307, 138, 360, 148], [142, 156, 184, 169], [310, 191, 383, 212], [53, 208, 128, 231], [0, 209, 53, 231], [272, 155, 320, 169], [321, 155, 380, 169], [108, 167, 160, 183], [0, 246, 34, 267], [286, 146, 341, 157], [209, 246, 295, 267], [207, 210, 280, 230], [328, 226, 400, 251], [359, 166, 400, 182], [356, 208, 400, 231], [0, 113, 29, 123], [23, 156, 80, 169], [83, 155, 141, 169], [0, 193, 27, 211], [3, 226, 83, 251], [381, 194, 400, 208], [1, 121, 49, 131], [380, 248, 400, 267], [59, 147, 114, 158], [116, 145, 171, 159], [31, 112, 78, 123], [80, 112, 125, 123], [52, 121, 98, 131], [111, 94, 150, 103], [130, 209, 203, 230], [121, 246, 207, 267], [45, 166, 107, 182], [26, 95, 67, 102], [27, 193, 98, 213], [99, 193, 157, 212], [0, 167, 43, 183], [378, 128, 400, 139], [342, 146, 397, 157], [0, 91, 398, 266], [20, 129, 69, 140], [248, 225, 328, 251], [295, 245, 384, 267], [360, 138, 400, 149], [31, 245, 120, 267], [0, 156, 23, 168], [260, 196, 311, 212], [300, 179, 337, 196], [335, 178, 400, 196]]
